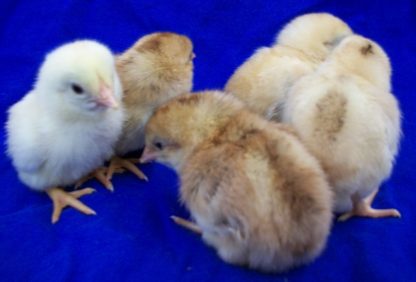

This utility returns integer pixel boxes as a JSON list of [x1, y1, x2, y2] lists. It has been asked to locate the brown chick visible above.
[[140, 91, 333, 273], [225, 13, 352, 121], [105, 32, 195, 182]]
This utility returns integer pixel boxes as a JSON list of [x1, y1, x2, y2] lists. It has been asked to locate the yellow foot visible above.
[[106, 156, 148, 182], [75, 167, 114, 192], [338, 189, 401, 221], [46, 187, 96, 224], [170, 215, 202, 234]]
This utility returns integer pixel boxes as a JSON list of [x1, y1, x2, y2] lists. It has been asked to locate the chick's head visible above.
[[276, 13, 353, 60], [329, 35, 391, 91], [36, 40, 120, 114], [120, 32, 194, 91], [141, 91, 243, 170]]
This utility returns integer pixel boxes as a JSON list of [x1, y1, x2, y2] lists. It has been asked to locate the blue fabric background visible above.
[[0, 1, 415, 281]]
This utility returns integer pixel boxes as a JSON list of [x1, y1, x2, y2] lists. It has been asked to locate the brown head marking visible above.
[[136, 37, 161, 53], [360, 43, 374, 55]]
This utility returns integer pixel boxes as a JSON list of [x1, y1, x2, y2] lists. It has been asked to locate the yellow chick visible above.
[[225, 13, 352, 121], [282, 35, 401, 220], [140, 91, 333, 273], [105, 32, 195, 182]]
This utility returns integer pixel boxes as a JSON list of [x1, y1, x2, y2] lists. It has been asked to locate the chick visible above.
[[6, 40, 124, 223], [225, 46, 315, 121], [282, 35, 401, 220], [140, 91, 332, 273], [225, 13, 352, 121], [276, 13, 354, 60], [106, 32, 194, 181]]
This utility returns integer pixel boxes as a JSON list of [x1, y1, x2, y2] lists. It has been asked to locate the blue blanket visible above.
[[0, 1, 415, 281]]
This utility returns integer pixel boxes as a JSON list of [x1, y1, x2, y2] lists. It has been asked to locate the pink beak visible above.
[[140, 146, 159, 163], [97, 84, 118, 108]]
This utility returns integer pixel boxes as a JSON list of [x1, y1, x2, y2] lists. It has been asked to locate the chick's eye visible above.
[[154, 141, 164, 150], [71, 83, 84, 94]]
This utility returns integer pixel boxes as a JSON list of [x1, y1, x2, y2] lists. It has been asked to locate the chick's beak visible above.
[[97, 84, 118, 108], [140, 146, 159, 163]]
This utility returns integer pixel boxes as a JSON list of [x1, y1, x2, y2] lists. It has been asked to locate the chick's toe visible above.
[[75, 167, 114, 192], [46, 187, 96, 224], [171, 215, 202, 234], [107, 156, 148, 182]]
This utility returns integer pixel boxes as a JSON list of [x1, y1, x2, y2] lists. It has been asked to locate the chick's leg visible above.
[[171, 215, 202, 234], [106, 156, 148, 182], [46, 187, 96, 224], [75, 167, 114, 192], [338, 189, 401, 221]]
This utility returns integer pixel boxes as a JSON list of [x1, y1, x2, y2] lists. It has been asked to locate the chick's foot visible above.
[[106, 156, 148, 182], [46, 187, 96, 224], [75, 167, 114, 192], [338, 189, 401, 221], [170, 215, 202, 234]]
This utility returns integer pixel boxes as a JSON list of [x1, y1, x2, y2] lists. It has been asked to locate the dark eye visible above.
[[154, 141, 164, 150], [71, 83, 84, 94]]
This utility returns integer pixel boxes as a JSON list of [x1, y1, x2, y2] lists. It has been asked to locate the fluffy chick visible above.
[[276, 13, 353, 60], [141, 91, 332, 273], [225, 46, 315, 121], [6, 40, 124, 223], [282, 35, 401, 220], [225, 13, 352, 121], [106, 32, 194, 181]]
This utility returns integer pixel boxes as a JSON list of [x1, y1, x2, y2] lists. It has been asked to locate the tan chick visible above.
[[105, 32, 195, 182], [225, 13, 352, 121], [282, 35, 401, 220], [140, 91, 333, 273], [276, 12, 354, 60]]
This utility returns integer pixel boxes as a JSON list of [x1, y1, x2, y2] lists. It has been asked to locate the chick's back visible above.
[[282, 35, 401, 213], [225, 46, 315, 121]]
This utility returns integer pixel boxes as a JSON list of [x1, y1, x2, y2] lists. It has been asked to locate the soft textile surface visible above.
[[0, 1, 415, 281]]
